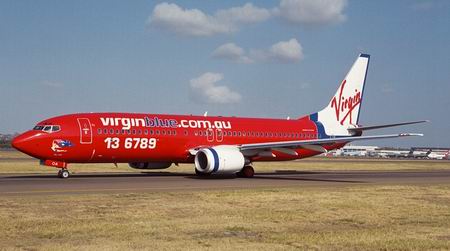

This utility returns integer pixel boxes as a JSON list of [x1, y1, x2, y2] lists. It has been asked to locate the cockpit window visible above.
[[33, 125, 61, 133]]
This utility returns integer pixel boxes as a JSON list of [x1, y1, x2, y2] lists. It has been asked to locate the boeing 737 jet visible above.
[[12, 54, 426, 178]]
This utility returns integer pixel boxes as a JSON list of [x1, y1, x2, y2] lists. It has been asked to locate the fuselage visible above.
[[12, 112, 346, 165], [10, 54, 425, 179]]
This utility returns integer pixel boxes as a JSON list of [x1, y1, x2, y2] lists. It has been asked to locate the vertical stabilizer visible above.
[[314, 54, 370, 136]]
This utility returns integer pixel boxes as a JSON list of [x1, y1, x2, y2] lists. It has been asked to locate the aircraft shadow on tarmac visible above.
[[4, 170, 364, 183], [4, 172, 192, 179]]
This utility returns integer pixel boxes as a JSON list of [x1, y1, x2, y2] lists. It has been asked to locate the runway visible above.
[[1, 169, 450, 196]]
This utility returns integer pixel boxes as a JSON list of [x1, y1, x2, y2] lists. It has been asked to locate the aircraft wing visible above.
[[239, 133, 423, 153]]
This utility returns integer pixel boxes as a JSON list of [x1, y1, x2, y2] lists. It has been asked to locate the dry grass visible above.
[[1, 150, 449, 250], [0, 185, 449, 250], [1, 150, 450, 174]]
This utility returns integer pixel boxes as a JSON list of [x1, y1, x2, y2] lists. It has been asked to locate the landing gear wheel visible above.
[[58, 169, 70, 179], [237, 165, 254, 178]]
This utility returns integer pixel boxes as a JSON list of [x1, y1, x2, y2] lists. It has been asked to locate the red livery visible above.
[[12, 54, 425, 178]]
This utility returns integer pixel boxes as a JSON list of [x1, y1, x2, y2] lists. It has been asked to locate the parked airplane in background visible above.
[[12, 54, 426, 178], [427, 151, 450, 160]]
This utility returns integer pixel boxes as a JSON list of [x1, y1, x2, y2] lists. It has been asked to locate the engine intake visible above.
[[194, 146, 245, 174]]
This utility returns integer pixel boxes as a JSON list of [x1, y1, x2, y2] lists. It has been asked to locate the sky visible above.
[[1, 0, 449, 147]]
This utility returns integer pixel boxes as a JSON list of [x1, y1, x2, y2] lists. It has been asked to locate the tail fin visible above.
[[311, 54, 370, 136]]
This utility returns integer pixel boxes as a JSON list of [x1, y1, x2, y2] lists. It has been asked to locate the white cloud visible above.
[[221, 38, 303, 63], [148, 2, 270, 37], [215, 3, 271, 24], [211, 43, 253, 64], [213, 39, 303, 64], [269, 38, 303, 62], [190, 72, 242, 104], [148, 1, 348, 36], [275, 0, 347, 25], [148, 3, 231, 36]]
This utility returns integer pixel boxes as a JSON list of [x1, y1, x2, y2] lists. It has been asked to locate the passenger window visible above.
[[98, 129, 102, 134], [121, 129, 125, 134], [132, 129, 136, 135], [156, 130, 160, 135], [173, 130, 177, 135], [144, 130, 148, 135], [184, 130, 188, 136], [104, 129, 108, 134], [150, 130, 154, 135], [167, 130, 171, 135], [238, 132, 241, 137], [110, 129, 114, 134], [138, 129, 142, 135]]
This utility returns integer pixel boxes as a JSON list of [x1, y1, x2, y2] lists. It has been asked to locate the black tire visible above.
[[59, 169, 70, 179], [240, 166, 254, 178]]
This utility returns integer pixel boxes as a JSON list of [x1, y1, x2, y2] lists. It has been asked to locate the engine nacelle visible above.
[[194, 146, 245, 174], [128, 162, 172, 169]]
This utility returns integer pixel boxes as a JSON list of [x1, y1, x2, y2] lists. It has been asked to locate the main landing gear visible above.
[[236, 165, 255, 178], [57, 169, 70, 179]]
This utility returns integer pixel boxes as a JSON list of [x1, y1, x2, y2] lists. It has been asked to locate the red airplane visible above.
[[12, 54, 426, 178]]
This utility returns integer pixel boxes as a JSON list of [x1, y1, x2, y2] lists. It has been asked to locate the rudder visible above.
[[314, 54, 370, 136]]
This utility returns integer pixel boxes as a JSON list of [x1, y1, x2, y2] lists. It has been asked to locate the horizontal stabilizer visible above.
[[348, 120, 429, 133], [240, 133, 423, 152]]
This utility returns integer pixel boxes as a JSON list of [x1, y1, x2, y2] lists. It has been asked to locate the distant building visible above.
[[328, 145, 379, 157]]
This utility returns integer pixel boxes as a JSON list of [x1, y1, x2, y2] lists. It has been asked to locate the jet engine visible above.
[[194, 146, 245, 174], [129, 162, 172, 169]]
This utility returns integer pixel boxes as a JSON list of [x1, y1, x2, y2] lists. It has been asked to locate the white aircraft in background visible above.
[[427, 151, 450, 160], [409, 149, 432, 159]]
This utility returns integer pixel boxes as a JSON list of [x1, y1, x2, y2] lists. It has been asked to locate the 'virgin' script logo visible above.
[[330, 80, 361, 125]]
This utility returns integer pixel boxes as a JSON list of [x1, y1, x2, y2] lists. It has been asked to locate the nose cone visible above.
[[11, 134, 26, 150], [11, 131, 42, 156]]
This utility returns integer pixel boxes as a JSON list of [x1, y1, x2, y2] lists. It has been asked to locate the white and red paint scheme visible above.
[[12, 54, 426, 178]]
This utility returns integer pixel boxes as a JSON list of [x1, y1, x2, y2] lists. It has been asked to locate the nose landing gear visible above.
[[57, 169, 70, 179]]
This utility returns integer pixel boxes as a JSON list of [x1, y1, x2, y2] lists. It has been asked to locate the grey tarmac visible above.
[[1, 169, 450, 196]]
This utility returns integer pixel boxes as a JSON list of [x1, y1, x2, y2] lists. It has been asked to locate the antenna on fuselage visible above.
[[204, 111, 208, 117]]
